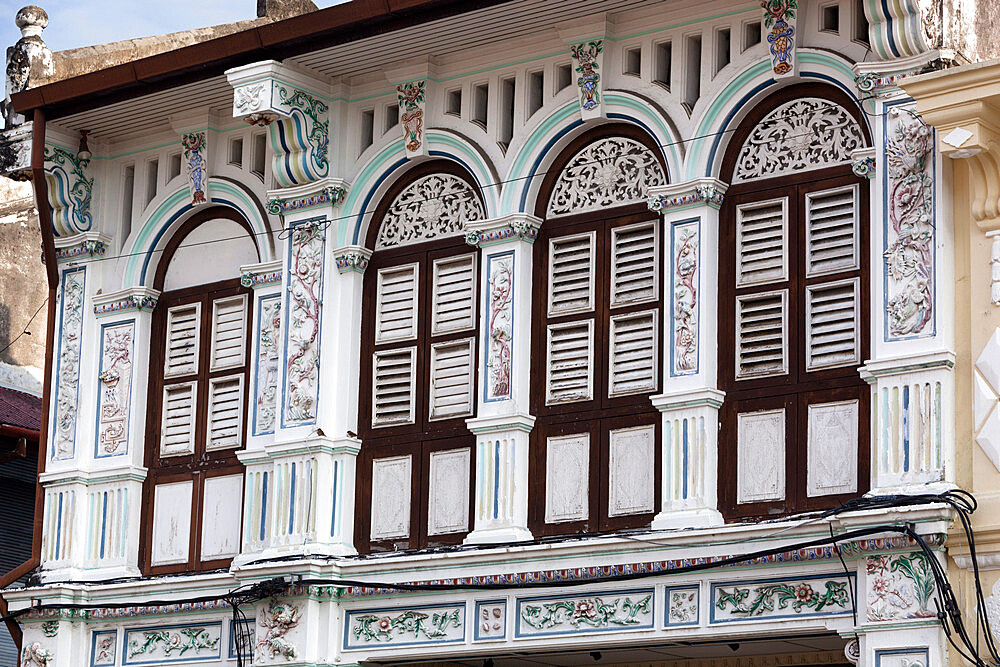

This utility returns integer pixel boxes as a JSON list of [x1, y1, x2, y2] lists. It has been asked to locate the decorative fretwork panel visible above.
[[376, 173, 485, 249]]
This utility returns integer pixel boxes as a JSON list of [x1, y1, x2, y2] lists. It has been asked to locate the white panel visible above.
[[807, 400, 859, 497], [200, 474, 243, 559], [151, 480, 193, 566], [210, 294, 248, 371], [544, 433, 590, 523], [608, 425, 655, 517], [429, 339, 475, 420], [370, 455, 412, 540], [161, 382, 196, 457], [426, 448, 471, 535], [736, 198, 787, 286], [545, 320, 594, 404], [164, 304, 200, 377], [608, 310, 658, 396], [806, 278, 860, 370], [611, 221, 659, 306], [207, 375, 244, 450], [736, 289, 788, 379], [375, 263, 419, 343], [805, 184, 859, 276], [736, 409, 786, 504], [548, 232, 595, 316], [431, 254, 477, 335], [162, 219, 259, 291], [372, 347, 416, 427]]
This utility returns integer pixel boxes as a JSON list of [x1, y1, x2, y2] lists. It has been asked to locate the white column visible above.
[[646, 179, 727, 530], [463, 214, 540, 544]]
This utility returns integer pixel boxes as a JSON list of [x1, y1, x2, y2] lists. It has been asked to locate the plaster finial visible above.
[[15, 6, 48, 38]]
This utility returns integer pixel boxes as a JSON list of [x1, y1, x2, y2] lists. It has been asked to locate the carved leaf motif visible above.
[[377, 174, 485, 249]]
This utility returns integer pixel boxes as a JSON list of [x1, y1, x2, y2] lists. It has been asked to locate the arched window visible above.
[[718, 84, 872, 519], [357, 161, 486, 553], [143, 207, 260, 574], [530, 125, 668, 537]]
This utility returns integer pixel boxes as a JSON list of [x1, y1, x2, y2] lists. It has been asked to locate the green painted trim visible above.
[[501, 101, 578, 212]]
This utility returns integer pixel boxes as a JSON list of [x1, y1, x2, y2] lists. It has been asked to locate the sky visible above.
[[0, 0, 345, 55]]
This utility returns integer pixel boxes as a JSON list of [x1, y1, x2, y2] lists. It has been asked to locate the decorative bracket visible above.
[[53, 231, 110, 264], [266, 178, 349, 217], [43, 142, 93, 236], [647, 178, 728, 214], [333, 245, 372, 274], [851, 147, 876, 179], [761, 0, 798, 78], [464, 214, 542, 247], [93, 286, 160, 318]]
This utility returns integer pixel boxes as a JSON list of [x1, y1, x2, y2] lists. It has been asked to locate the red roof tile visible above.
[[0, 386, 41, 433]]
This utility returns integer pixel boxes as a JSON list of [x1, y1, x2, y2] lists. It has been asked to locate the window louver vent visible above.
[[736, 290, 788, 379], [806, 185, 858, 276], [208, 376, 244, 450], [431, 254, 476, 335], [164, 304, 200, 377], [609, 310, 658, 396], [548, 232, 595, 315], [611, 222, 658, 305], [546, 320, 594, 404], [372, 348, 416, 427], [210, 296, 247, 371], [736, 199, 787, 286], [161, 382, 196, 456], [806, 278, 860, 370], [429, 339, 475, 420], [375, 264, 418, 343]]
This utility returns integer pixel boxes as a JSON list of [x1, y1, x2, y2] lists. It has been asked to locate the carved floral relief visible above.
[[376, 173, 485, 249], [283, 221, 324, 426], [485, 252, 514, 401], [571, 40, 603, 118], [20, 643, 53, 667], [181, 132, 207, 205], [255, 296, 281, 435], [350, 606, 464, 646], [256, 599, 300, 660], [761, 0, 797, 76], [518, 592, 653, 635], [96, 322, 134, 457], [671, 221, 699, 376], [866, 552, 936, 622], [396, 80, 426, 157], [53, 268, 85, 460], [126, 626, 220, 660]]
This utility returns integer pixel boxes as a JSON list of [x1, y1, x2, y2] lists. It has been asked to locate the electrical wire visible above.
[[0, 298, 46, 357]]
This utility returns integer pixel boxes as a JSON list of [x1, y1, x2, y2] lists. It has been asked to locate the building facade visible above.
[[4, 0, 1000, 665]]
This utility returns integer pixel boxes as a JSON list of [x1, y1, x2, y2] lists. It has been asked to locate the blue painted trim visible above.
[[704, 80, 775, 178], [473, 599, 507, 641], [902, 384, 910, 472], [251, 293, 281, 437], [874, 647, 930, 667], [493, 441, 500, 519], [122, 622, 223, 664], [668, 218, 701, 378], [99, 492, 107, 559], [708, 573, 856, 624], [518, 120, 584, 213], [90, 629, 118, 667], [228, 617, 255, 659], [259, 471, 268, 543], [343, 603, 466, 650], [93, 318, 136, 459], [878, 0, 901, 58], [55, 492, 63, 557], [663, 585, 700, 628], [681, 419, 689, 500], [51, 266, 86, 460], [514, 588, 655, 638], [331, 459, 339, 537], [289, 461, 297, 534], [482, 250, 515, 403]]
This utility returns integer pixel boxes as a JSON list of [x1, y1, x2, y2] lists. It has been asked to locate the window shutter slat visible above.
[[161, 382, 196, 456], [611, 222, 658, 305], [546, 320, 594, 404], [736, 198, 787, 286], [806, 185, 858, 276], [372, 347, 416, 427], [736, 290, 788, 379], [431, 254, 476, 335], [806, 278, 860, 370], [164, 304, 200, 377], [609, 310, 658, 396], [208, 375, 244, 450], [429, 339, 475, 420], [375, 264, 419, 343], [210, 295, 248, 371], [548, 232, 595, 315]]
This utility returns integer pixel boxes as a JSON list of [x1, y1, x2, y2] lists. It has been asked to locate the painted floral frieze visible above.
[[348, 606, 464, 647], [254, 296, 281, 435], [712, 577, 851, 622], [125, 625, 220, 662], [485, 252, 514, 401], [97, 322, 134, 457], [397, 80, 427, 158], [671, 221, 699, 376], [761, 0, 797, 76], [44, 144, 93, 236], [884, 108, 935, 340], [866, 552, 936, 621], [53, 267, 85, 460], [257, 599, 300, 660], [518, 591, 654, 636], [571, 40, 603, 118], [283, 220, 325, 427]]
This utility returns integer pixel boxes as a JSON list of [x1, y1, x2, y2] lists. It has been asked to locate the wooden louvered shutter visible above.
[[210, 295, 248, 370], [164, 304, 200, 377], [546, 320, 594, 404], [372, 348, 417, 427], [207, 376, 244, 450], [736, 290, 788, 379], [431, 254, 476, 334], [608, 310, 657, 396], [161, 382, 196, 456], [548, 232, 595, 315], [736, 198, 788, 286], [375, 264, 418, 343], [428, 253, 476, 420], [611, 222, 658, 305], [806, 185, 859, 276]]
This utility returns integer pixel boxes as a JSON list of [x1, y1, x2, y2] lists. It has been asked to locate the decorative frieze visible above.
[[181, 132, 207, 205], [517, 590, 654, 637], [484, 251, 514, 402], [761, 0, 797, 77], [96, 321, 134, 458], [866, 552, 936, 622], [54, 232, 109, 263], [671, 219, 699, 376], [254, 295, 281, 436], [570, 40, 604, 119], [377, 173, 485, 249], [346, 604, 464, 649], [52, 267, 85, 461], [883, 107, 935, 340], [396, 80, 427, 158], [334, 245, 372, 274], [124, 623, 221, 664], [266, 185, 346, 215], [44, 144, 93, 236], [91, 630, 117, 665], [282, 218, 325, 427], [665, 586, 699, 627], [92, 287, 159, 318], [256, 599, 300, 660], [711, 575, 853, 622]]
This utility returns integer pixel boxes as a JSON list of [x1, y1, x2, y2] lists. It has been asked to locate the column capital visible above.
[[54, 231, 110, 265], [647, 178, 728, 214], [650, 388, 725, 412], [333, 245, 372, 274], [240, 259, 283, 288], [853, 51, 940, 97], [851, 147, 877, 179], [266, 177, 349, 219], [464, 213, 542, 247], [465, 413, 535, 435], [92, 286, 160, 318]]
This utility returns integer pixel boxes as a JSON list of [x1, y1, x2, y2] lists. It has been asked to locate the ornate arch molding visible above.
[[720, 83, 872, 185], [365, 160, 486, 251], [533, 123, 667, 219]]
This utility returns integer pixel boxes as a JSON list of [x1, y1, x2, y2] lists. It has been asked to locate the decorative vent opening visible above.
[[432, 254, 476, 335], [375, 264, 418, 343], [429, 339, 475, 420], [609, 310, 658, 396], [736, 290, 788, 379], [161, 382, 196, 456], [611, 222, 658, 305], [208, 376, 244, 450], [806, 278, 860, 370], [164, 304, 200, 377], [806, 185, 858, 276], [546, 320, 594, 404], [372, 348, 416, 427], [736, 198, 788, 286], [654, 41, 672, 88], [548, 232, 595, 316], [210, 295, 248, 371]]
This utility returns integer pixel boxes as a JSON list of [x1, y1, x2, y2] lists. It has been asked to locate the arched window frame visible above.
[[141, 207, 260, 575]]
